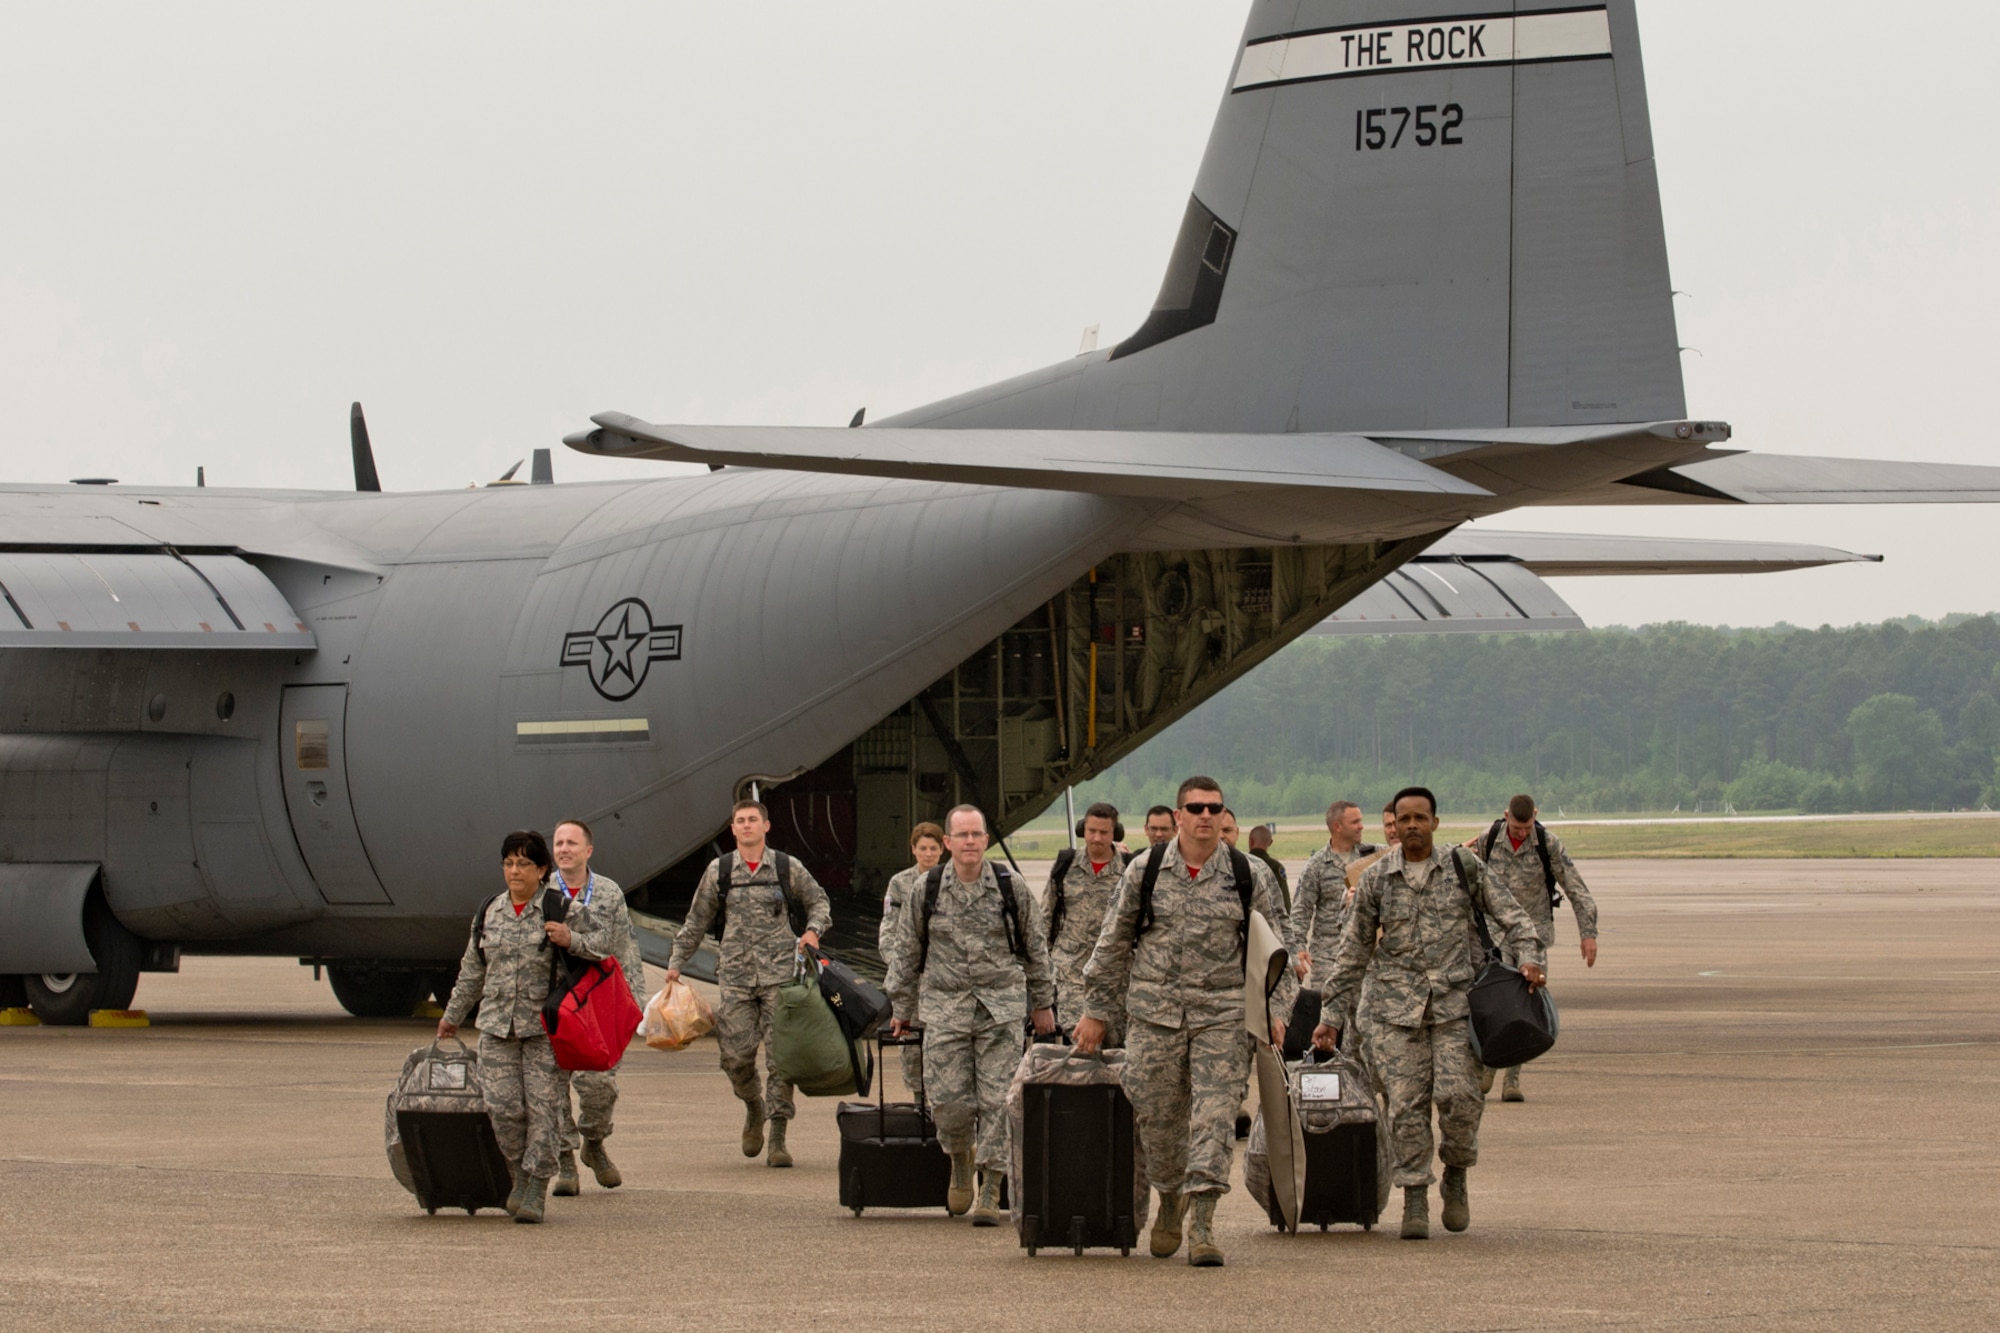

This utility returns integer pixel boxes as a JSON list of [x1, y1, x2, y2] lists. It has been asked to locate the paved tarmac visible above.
[[4, 860, 1997, 1330]]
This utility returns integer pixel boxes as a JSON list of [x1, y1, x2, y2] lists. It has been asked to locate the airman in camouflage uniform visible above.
[[546, 818, 648, 1195], [667, 800, 832, 1168], [1470, 794, 1600, 1101], [884, 805, 1056, 1226], [1286, 800, 1384, 988], [1045, 802, 1129, 1043], [438, 829, 567, 1223], [878, 821, 947, 1102], [1076, 778, 1293, 1268], [1317, 787, 1544, 1241]]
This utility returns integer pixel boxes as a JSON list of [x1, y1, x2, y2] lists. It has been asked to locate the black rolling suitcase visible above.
[[1247, 1048, 1388, 1232], [837, 1032, 952, 1215], [1008, 1046, 1141, 1257], [385, 1040, 514, 1216]]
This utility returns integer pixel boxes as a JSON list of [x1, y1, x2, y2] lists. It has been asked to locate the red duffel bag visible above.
[[542, 956, 644, 1072]]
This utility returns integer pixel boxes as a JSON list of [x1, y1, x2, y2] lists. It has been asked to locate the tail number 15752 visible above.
[[1355, 104, 1464, 151]]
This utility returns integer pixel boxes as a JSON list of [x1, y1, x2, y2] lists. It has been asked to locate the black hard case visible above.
[[1288, 1118, 1381, 1231], [1017, 1082, 1138, 1256], [836, 1033, 952, 1214], [395, 1109, 514, 1216]]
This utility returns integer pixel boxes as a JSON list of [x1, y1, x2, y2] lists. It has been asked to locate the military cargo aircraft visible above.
[[5, 0, 1997, 1022]]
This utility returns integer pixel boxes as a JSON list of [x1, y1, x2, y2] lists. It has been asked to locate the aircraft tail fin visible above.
[[893, 1, 1684, 435]]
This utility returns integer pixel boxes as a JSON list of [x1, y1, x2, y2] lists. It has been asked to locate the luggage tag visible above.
[[1296, 1069, 1342, 1105]]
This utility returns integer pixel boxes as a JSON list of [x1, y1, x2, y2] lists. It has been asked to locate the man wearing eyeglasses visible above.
[[884, 805, 1056, 1226], [666, 799, 832, 1169], [1074, 776, 1292, 1269]]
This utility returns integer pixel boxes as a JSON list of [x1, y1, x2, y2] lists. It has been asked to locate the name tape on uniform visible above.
[[1233, 8, 1612, 92]]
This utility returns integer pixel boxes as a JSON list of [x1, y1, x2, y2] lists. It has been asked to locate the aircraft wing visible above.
[[565, 413, 1491, 500], [1312, 530, 1878, 636]]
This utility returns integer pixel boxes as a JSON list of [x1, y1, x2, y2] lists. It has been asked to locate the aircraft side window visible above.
[[295, 720, 330, 771]]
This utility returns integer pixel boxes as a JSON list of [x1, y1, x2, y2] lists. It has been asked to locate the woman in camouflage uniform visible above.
[[438, 830, 566, 1224], [877, 822, 945, 1101]]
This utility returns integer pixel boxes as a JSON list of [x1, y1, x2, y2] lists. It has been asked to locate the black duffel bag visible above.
[[1456, 849, 1559, 1068], [807, 945, 890, 1041], [1466, 960, 1559, 1067]]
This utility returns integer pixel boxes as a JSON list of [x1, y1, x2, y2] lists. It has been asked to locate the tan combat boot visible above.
[[969, 1172, 1004, 1227], [1400, 1185, 1430, 1240], [1502, 1067, 1524, 1102], [766, 1117, 793, 1168], [503, 1163, 526, 1216], [1149, 1190, 1185, 1258], [1479, 1065, 1496, 1097], [740, 1098, 767, 1158], [513, 1175, 548, 1224], [552, 1149, 580, 1197], [581, 1138, 622, 1189], [946, 1149, 975, 1215], [1185, 1193, 1223, 1267], [1441, 1165, 1470, 1232]]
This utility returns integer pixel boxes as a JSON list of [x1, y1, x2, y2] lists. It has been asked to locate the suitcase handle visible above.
[[426, 1036, 473, 1060]]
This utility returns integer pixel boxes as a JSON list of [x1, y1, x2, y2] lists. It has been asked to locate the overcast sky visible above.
[[3, 3, 1994, 629]]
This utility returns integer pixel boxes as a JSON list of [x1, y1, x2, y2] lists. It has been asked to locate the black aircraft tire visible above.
[[0, 975, 27, 1009], [428, 966, 459, 1008], [328, 966, 433, 1019], [24, 894, 143, 1026]]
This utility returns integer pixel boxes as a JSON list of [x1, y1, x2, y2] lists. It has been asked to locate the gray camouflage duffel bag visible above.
[[385, 1038, 513, 1214]]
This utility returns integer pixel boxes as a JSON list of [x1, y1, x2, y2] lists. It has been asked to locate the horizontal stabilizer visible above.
[[1437, 529, 1880, 576], [1627, 454, 2000, 505], [1315, 529, 1879, 636], [565, 414, 1491, 500]]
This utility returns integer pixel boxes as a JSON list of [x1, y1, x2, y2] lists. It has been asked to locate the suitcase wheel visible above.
[[1319, 1222, 1329, 1232], [426, 1207, 437, 1216], [465, 1208, 478, 1216], [1119, 1247, 1130, 1257], [850, 1206, 863, 1217], [1027, 1246, 1038, 1257], [1362, 1222, 1373, 1232]]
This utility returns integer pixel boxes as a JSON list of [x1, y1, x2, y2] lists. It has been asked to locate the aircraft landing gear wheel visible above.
[[327, 965, 432, 1018], [24, 891, 142, 1026], [428, 966, 459, 1009]]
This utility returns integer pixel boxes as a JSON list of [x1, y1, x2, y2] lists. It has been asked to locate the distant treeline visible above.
[[1071, 616, 2000, 817]]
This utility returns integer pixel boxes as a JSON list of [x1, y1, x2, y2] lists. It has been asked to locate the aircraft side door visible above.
[[278, 685, 391, 905]]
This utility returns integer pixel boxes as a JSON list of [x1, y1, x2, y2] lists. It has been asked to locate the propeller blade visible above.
[[350, 402, 382, 492]]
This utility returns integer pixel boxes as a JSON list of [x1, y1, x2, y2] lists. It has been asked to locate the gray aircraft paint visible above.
[[0, 1, 1994, 1004]]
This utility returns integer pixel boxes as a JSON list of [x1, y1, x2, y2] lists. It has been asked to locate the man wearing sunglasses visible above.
[[1075, 777, 1292, 1269]]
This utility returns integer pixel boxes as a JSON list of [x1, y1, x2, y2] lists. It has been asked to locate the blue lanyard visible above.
[[556, 869, 594, 906]]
